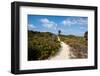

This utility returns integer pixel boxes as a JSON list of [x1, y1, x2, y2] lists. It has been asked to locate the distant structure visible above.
[[84, 31, 88, 41], [58, 30, 61, 35]]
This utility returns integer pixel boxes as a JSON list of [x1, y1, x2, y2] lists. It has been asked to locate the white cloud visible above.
[[62, 20, 75, 26], [28, 24, 36, 31], [40, 18, 49, 24], [62, 17, 87, 26], [40, 18, 57, 29], [80, 26, 86, 30]]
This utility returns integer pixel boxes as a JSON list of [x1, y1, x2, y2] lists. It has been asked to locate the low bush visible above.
[[28, 31, 60, 60]]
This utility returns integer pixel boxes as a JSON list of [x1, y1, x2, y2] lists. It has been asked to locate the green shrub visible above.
[[59, 35, 88, 59], [28, 31, 60, 60]]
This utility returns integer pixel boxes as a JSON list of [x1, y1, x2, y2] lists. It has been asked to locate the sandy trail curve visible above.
[[49, 36, 71, 60]]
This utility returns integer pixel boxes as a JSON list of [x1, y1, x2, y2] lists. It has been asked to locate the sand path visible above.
[[49, 36, 71, 60]]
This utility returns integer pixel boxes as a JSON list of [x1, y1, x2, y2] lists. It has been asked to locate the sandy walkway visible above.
[[49, 41, 71, 60], [49, 36, 72, 60]]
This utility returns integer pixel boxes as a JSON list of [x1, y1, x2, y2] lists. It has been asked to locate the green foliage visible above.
[[84, 31, 88, 41], [28, 31, 60, 60], [59, 35, 88, 58], [28, 30, 88, 60]]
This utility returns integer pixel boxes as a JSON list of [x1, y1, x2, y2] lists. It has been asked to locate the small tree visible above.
[[58, 30, 61, 35], [84, 31, 88, 41]]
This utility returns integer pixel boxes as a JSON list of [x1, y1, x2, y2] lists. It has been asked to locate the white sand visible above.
[[49, 41, 71, 60]]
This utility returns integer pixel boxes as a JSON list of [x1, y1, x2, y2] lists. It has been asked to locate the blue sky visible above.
[[28, 15, 88, 36]]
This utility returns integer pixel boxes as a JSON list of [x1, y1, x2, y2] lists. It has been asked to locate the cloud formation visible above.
[[28, 24, 36, 31], [62, 17, 87, 26], [80, 26, 86, 30], [40, 18, 57, 29]]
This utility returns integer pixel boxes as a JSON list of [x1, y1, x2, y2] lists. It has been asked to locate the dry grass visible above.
[[60, 35, 88, 59]]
